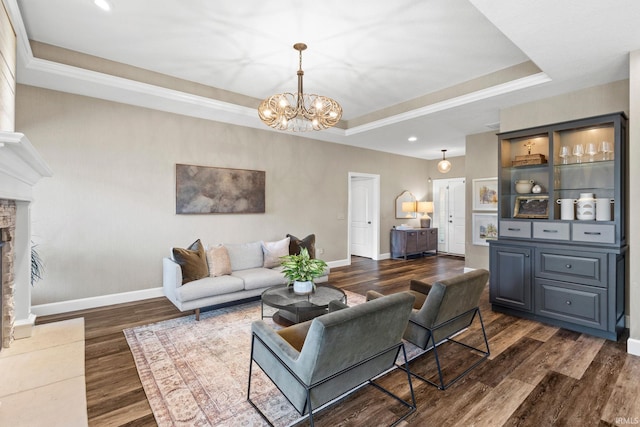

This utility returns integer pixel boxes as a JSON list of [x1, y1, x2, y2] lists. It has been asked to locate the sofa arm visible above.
[[366, 290, 385, 301], [252, 320, 301, 373], [410, 279, 432, 295], [329, 300, 349, 312], [163, 257, 182, 301]]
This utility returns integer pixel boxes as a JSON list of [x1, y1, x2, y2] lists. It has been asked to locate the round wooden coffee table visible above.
[[261, 283, 347, 325]]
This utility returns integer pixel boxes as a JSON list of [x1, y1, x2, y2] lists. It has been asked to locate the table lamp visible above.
[[417, 201, 434, 228]]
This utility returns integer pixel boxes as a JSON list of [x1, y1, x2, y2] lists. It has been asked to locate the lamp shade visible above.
[[417, 201, 433, 214]]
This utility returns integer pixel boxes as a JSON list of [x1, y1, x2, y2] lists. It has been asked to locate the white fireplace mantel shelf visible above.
[[0, 130, 52, 201]]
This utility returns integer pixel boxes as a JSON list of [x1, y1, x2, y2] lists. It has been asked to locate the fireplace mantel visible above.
[[0, 130, 51, 343], [0, 130, 52, 201]]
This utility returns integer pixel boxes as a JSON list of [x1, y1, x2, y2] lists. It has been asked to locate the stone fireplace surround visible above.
[[0, 130, 51, 349], [1, 200, 16, 347]]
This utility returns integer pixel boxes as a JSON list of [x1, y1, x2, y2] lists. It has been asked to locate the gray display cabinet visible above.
[[489, 112, 627, 340]]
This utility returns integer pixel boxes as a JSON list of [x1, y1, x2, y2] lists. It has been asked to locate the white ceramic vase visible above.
[[293, 280, 314, 295]]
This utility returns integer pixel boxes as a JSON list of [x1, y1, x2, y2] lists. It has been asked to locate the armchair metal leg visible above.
[[400, 308, 490, 390]]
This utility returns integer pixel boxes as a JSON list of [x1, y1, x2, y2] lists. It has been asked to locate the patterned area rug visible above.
[[124, 291, 424, 426]]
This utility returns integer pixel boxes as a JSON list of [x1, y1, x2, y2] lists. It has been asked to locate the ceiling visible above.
[[7, 0, 640, 159]]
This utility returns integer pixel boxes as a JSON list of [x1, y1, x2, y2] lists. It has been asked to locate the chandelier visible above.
[[258, 43, 342, 132]]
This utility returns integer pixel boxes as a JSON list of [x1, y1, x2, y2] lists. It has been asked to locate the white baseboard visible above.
[[627, 337, 640, 356], [32, 287, 165, 317], [327, 258, 351, 268]]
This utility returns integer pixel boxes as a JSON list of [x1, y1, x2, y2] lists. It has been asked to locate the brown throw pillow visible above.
[[172, 239, 209, 284], [206, 244, 232, 277], [286, 233, 316, 259]]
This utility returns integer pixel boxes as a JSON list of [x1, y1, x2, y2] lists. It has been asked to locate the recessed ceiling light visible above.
[[94, 0, 112, 11], [408, 136, 418, 142]]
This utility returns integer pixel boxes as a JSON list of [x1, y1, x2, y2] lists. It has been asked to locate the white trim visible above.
[[13, 313, 36, 339], [348, 172, 381, 261], [32, 287, 165, 316], [345, 73, 552, 136], [327, 258, 350, 269], [627, 337, 640, 356]]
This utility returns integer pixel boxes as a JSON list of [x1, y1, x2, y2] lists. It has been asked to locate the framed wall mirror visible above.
[[395, 190, 416, 219]]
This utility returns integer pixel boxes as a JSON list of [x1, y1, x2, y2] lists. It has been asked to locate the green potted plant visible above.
[[280, 247, 328, 295]]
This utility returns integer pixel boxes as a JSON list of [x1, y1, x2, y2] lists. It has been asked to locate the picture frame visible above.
[[175, 164, 265, 214], [513, 195, 549, 219], [472, 213, 498, 246], [472, 177, 498, 211]]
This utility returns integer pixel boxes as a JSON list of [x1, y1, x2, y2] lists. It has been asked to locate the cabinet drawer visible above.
[[533, 222, 570, 241], [535, 280, 606, 330], [572, 223, 615, 244], [535, 249, 606, 287], [500, 221, 531, 238], [405, 231, 418, 252]]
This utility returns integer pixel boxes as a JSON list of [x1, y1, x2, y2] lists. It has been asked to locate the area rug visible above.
[[124, 291, 424, 427]]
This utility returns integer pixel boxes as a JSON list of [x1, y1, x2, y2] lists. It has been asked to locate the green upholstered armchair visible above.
[[247, 292, 417, 427], [367, 269, 490, 390]]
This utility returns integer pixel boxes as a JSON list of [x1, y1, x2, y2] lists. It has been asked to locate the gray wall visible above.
[[16, 85, 430, 305], [464, 131, 498, 270]]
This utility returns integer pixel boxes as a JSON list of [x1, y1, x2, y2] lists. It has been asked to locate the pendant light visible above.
[[437, 149, 452, 174]]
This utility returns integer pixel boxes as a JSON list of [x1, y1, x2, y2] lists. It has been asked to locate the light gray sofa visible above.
[[163, 240, 329, 319]]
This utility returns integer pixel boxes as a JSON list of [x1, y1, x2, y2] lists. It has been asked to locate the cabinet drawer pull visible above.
[[565, 264, 572, 269], [566, 300, 572, 305], [583, 231, 602, 235], [543, 229, 558, 233], [507, 227, 521, 231]]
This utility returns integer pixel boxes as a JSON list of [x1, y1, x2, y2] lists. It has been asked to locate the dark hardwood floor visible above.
[[37, 255, 640, 426]]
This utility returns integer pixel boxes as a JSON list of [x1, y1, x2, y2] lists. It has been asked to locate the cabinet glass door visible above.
[[553, 125, 615, 221]]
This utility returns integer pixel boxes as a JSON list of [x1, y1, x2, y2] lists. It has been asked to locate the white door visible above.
[[350, 177, 373, 257], [448, 179, 466, 255], [433, 178, 466, 256]]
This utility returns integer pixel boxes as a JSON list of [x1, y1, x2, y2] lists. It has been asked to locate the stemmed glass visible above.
[[558, 146, 570, 164], [586, 142, 598, 162], [572, 144, 584, 164], [599, 141, 613, 161]]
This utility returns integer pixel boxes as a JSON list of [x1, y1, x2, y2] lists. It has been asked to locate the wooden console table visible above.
[[391, 228, 438, 259]]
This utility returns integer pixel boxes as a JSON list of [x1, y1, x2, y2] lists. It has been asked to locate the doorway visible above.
[[348, 173, 380, 260], [432, 177, 466, 256]]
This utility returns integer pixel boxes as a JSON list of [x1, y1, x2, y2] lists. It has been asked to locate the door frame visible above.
[[432, 177, 466, 255], [348, 172, 381, 261]]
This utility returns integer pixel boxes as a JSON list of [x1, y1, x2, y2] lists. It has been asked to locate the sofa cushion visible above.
[[206, 244, 232, 277], [286, 233, 316, 259], [175, 275, 245, 302], [172, 239, 209, 284], [232, 268, 286, 291], [262, 237, 290, 268], [225, 241, 264, 271]]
